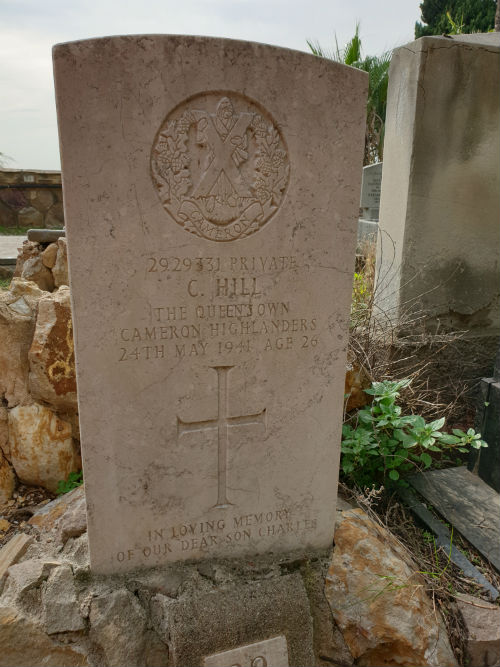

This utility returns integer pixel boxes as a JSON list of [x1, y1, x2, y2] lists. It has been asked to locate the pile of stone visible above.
[[0, 236, 80, 503], [14, 234, 67, 293]]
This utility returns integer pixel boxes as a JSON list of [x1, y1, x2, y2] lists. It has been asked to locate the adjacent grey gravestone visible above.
[[375, 34, 500, 337], [359, 162, 382, 222], [53, 35, 367, 575], [357, 162, 382, 250]]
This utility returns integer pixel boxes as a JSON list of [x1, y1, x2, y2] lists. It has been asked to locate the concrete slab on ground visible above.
[[0, 236, 26, 264]]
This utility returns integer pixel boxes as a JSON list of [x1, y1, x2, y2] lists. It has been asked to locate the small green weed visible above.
[[0, 277, 11, 290], [419, 527, 453, 581], [341, 379, 487, 488], [56, 470, 83, 495], [352, 270, 371, 312]]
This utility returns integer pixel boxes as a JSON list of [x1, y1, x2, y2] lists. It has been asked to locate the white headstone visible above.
[[53, 35, 367, 574]]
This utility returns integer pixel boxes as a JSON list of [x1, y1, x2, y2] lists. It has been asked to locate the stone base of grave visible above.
[[150, 559, 321, 666], [0, 486, 460, 667]]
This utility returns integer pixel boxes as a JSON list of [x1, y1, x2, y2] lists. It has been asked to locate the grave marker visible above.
[[203, 636, 289, 667], [359, 162, 382, 222], [53, 35, 367, 574]]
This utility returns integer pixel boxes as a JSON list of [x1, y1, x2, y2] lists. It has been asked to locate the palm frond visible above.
[[307, 24, 394, 164]]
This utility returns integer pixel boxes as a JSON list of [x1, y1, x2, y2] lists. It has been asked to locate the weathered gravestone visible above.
[[376, 34, 500, 340], [359, 162, 382, 222], [53, 36, 367, 579], [357, 162, 382, 249]]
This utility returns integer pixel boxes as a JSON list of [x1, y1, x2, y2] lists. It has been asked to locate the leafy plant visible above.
[[56, 470, 83, 495], [341, 379, 487, 487]]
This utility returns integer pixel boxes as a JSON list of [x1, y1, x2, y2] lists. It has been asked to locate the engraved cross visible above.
[[193, 113, 254, 199], [177, 366, 266, 508]]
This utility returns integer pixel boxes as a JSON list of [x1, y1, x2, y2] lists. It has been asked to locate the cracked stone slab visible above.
[[408, 466, 500, 572], [152, 572, 314, 666]]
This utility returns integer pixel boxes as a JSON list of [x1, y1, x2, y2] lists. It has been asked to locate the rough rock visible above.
[[0, 406, 9, 459], [66, 411, 81, 443], [0, 605, 89, 667], [0, 535, 33, 584], [29, 286, 77, 412], [42, 564, 85, 634], [89, 589, 148, 667], [303, 554, 354, 666], [20, 256, 55, 292], [2, 558, 60, 604], [60, 533, 90, 576], [0, 452, 15, 505], [52, 237, 69, 287], [58, 488, 86, 542], [325, 508, 458, 667], [0, 279, 44, 407], [17, 206, 43, 228], [456, 593, 500, 667], [41, 243, 58, 269], [13, 241, 40, 278], [29, 485, 86, 544], [8, 404, 81, 493]]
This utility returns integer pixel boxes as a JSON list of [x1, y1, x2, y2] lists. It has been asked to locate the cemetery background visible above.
[[0, 26, 499, 667]]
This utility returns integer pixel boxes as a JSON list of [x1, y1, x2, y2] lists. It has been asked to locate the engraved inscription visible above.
[[203, 636, 289, 667], [151, 93, 289, 242], [177, 366, 266, 508], [114, 510, 317, 563]]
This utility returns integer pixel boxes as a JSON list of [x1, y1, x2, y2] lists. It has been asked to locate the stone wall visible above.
[[0, 237, 79, 503], [0, 169, 64, 230]]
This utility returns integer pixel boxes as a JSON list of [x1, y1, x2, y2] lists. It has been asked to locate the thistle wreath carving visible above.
[[151, 94, 289, 242]]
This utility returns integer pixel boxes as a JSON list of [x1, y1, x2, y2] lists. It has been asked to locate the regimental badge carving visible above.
[[151, 92, 290, 242]]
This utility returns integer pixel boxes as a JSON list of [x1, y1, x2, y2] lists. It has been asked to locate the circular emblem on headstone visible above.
[[151, 92, 289, 242]]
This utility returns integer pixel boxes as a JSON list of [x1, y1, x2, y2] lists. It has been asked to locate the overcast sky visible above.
[[1, 0, 421, 170]]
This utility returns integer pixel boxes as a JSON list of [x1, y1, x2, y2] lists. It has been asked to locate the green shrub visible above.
[[341, 379, 487, 487], [56, 470, 83, 495]]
